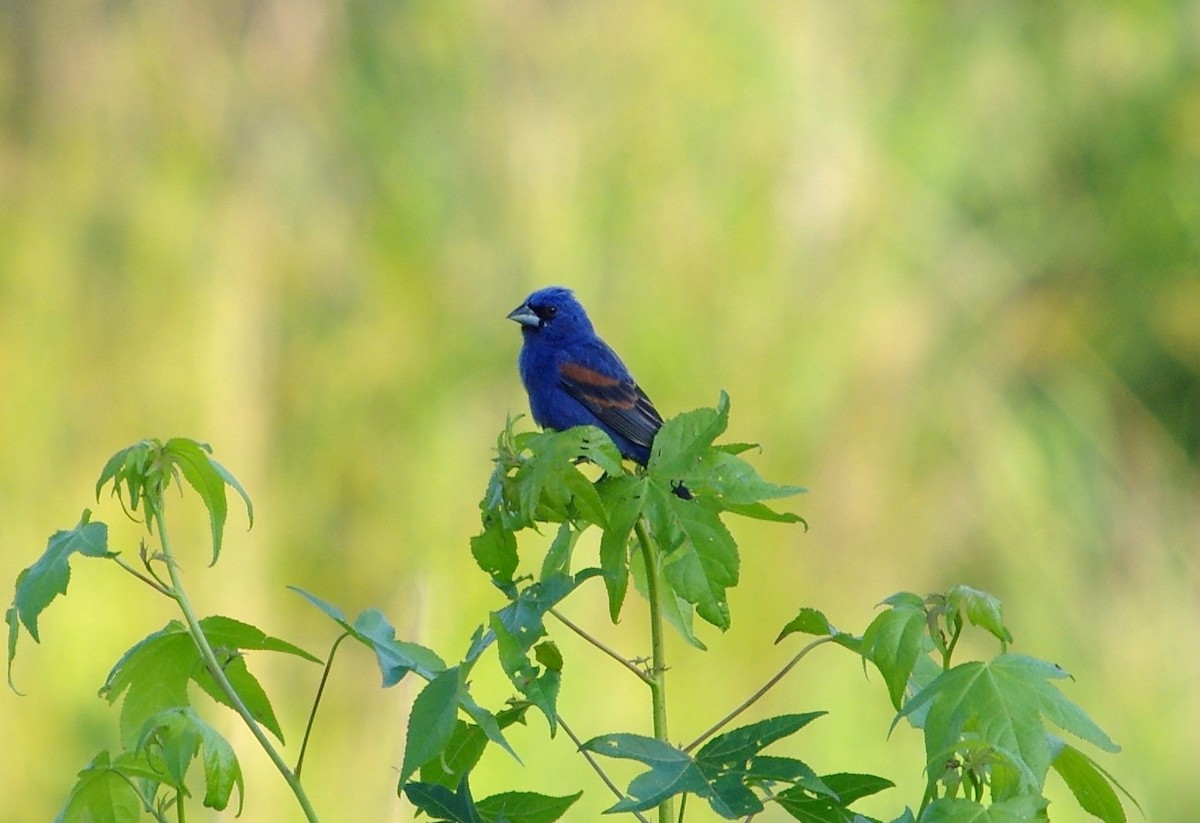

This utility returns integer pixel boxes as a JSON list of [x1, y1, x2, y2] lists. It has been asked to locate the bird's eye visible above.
[[533, 304, 558, 322], [545, 306, 558, 317]]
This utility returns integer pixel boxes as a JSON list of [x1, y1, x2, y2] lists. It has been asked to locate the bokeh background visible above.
[[2, 2, 1198, 821]]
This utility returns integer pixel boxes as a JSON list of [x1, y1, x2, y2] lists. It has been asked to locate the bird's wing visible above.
[[558, 346, 664, 450]]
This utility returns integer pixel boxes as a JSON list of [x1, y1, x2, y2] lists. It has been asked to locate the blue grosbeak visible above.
[[507, 286, 663, 466]]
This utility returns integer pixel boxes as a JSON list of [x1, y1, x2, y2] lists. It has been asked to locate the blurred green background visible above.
[[2, 2, 1198, 821]]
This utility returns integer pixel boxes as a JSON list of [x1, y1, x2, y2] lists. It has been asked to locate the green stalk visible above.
[[154, 512, 321, 823], [635, 518, 673, 823]]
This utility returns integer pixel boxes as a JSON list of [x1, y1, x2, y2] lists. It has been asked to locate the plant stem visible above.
[[683, 635, 833, 753], [112, 555, 173, 597], [634, 518, 672, 823], [154, 513, 321, 823], [296, 631, 350, 778], [549, 607, 654, 686]]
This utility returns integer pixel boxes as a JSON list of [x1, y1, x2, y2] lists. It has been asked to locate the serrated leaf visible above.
[[862, 599, 929, 711], [475, 791, 582, 823], [192, 653, 285, 743], [947, 585, 1012, 645], [582, 734, 710, 814], [353, 608, 447, 686], [489, 574, 577, 732], [1050, 737, 1135, 823], [539, 521, 577, 581], [630, 542, 707, 650], [55, 752, 146, 823], [691, 449, 806, 506], [100, 616, 315, 747], [290, 588, 446, 686], [775, 772, 895, 822], [472, 525, 519, 589], [721, 500, 808, 525], [401, 668, 463, 786], [135, 707, 243, 812], [898, 655, 1119, 795], [196, 614, 320, 662], [11, 512, 111, 645], [646, 487, 738, 630], [697, 713, 827, 772], [512, 427, 621, 526], [693, 714, 831, 819], [920, 795, 1048, 822], [649, 392, 731, 478], [418, 705, 530, 791], [746, 756, 837, 798], [596, 475, 647, 622], [403, 777, 486, 823], [777, 607, 836, 641], [164, 438, 253, 566], [491, 614, 560, 734]]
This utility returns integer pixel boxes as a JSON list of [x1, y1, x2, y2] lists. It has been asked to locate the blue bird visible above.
[[507, 286, 664, 466]]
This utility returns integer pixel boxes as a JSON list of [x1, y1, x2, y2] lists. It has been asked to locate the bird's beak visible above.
[[507, 303, 540, 327]]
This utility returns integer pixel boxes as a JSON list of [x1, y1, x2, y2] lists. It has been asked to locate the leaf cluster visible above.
[[780, 588, 1137, 822], [5, 416, 1135, 823]]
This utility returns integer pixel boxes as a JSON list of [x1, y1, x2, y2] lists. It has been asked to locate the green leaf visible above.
[[291, 591, 518, 768], [135, 707, 244, 812], [1050, 737, 1133, 823], [539, 521, 576, 581], [920, 795, 1048, 822], [721, 500, 807, 525], [898, 655, 1120, 795], [491, 614, 561, 734], [509, 427, 621, 526], [353, 608, 448, 686], [10, 511, 111, 645], [596, 475, 647, 621], [55, 752, 146, 823], [745, 756, 835, 797], [419, 704, 531, 791], [649, 392, 731, 478], [472, 524, 520, 590], [777, 607, 837, 640], [163, 438, 253, 565], [196, 614, 320, 661], [689, 449, 806, 506], [646, 488, 738, 630], [696, 713, 827, 773], [403, 777, 485, 823], [581, 734, 710, 814], [289, 588, 446, 685], [93, 438, 253, 565], [489, 574, 578, 732], [775, 772, 895, 822], [690, 714, 831, 818], [100, 616, 316, 747], [400, 668, 463, 786], [946, 585, 1013, 645], [862, 597, 930, 711], [475, 791, 583, 823], [629, 540, 707, 650], [192, 653, 285, 743]]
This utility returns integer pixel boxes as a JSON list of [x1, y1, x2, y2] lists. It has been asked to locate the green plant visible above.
[[7, 397, 1135, 822]]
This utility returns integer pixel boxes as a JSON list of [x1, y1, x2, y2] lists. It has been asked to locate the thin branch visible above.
[[111, 555, 173, 597], [549, 607, 653, 686], [560, 715, 652, 823], [683, 635, 834, 753], [296, 631, 351, 778]]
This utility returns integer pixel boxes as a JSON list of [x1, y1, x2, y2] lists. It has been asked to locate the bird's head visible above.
[[507, 286, 595, 342]]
